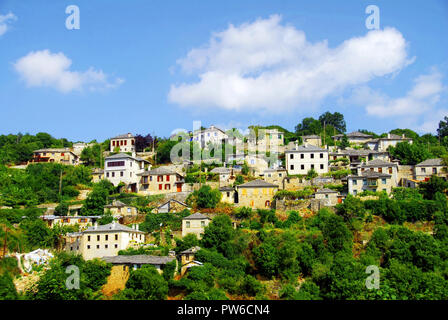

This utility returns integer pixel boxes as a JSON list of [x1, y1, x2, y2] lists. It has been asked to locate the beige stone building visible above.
[[219, 186, 236, 204], [65, 222, 146, 260], [415, 158, 446, 180], [332, 131, 373, 145], [358, 159, 399, 186], [92, 168, 104, 183], [365, 133, 412, 151], [314, 188, 340, 206], [156, 199, 190, 213], [104, 200, 138, 217], [346, 171, 394, 195], [235, 179, 278, 209], [262, 168, 287, 186], [182, 213, 211, 238], [302, 135, 322, 147], [30, 148, 79, 165], [138, 167, 185, 194], [179, 246, 202, 276], [110, 133, 136, 154]]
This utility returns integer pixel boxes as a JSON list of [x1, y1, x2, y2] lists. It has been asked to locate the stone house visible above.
[[358, 159, 399, 186], [137, 167, 185, 194], [415, 158, 446, 180], [302, 135, 322, 147], [219, 186, 236, 204], [65, 222, 145, 260], [332, 131, 373, 145], [156, 199, 190, 213], [104, 200, 138, 217], [262, 168, 287, 186], [365, 133, 412, 151], [346, 171, 394, 195], [285, 144, 329, 175], [192, 125, 229, 149], [30, 148, 79, 165], [182, 213, 211, 238], [179, 246, 202, 276], [235, 179, 278, 209], [314, 188, 340, 206], [110, 133, 136, 154]]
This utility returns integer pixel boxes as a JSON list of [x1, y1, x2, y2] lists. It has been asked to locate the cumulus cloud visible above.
[[0, 12, 17, 36], [168, 14, 414, 113], [14, 50, 124, 93], [348, 70, 446, 133]]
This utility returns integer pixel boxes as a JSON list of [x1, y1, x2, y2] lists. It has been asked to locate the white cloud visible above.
[[14, 50, 124, 93], [168, 14, 414, 113], [0, 12, 17, 36], [347, 70, 446, 133]]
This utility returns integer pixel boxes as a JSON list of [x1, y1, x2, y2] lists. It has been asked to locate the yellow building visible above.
[[219, 186, 235, 204], [182, 213, 211, 238], [40, 215, 100, 229], [104, 200, 138, 218], [65, 222, 146, 260], [179, 246, 202, 276], [138, 167, 185, 194], [30, 148, 79, 165], [236, 179, 278, 209]]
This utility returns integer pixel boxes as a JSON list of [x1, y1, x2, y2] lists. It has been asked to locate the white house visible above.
[[285, 144, 329, 175], [414, 158, 446, 180], [104, 153, 150, 192], [365, 133, 412, 151]]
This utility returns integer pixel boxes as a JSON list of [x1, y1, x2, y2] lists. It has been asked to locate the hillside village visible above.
[[1, 112, 448, 300]]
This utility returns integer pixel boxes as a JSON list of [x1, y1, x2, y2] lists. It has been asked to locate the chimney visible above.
[[111, 220, 116, 229], [402, 134, 405, 138], [136, 224, 139, 231], [387, 133, 391, 139], [94, 222, 98, 230]]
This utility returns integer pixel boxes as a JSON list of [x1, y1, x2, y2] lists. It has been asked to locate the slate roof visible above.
[[361, 159, 397, 168], [105, 153, 148, 163], [210, 167, 231, 174], [104, 200, 132, 208], [137, 167, 178, 176], [416, 158, 444, 166], [34, 148, 77, 155], [302, 135, 321, 139], [332, 131, 373, 138], [180, 246, 201, 254], [102, 255, 175, 265], [219, 186, 235, 192], [83, 222, 145, 234], [285, 144, 328, 153], [315, 188, 338, 194], [157, 199, 189, 209], [238, 179, 279, 188], [348, 171, 392, 179], [183, 213, 211, 220], [111, 133, 135, 139]]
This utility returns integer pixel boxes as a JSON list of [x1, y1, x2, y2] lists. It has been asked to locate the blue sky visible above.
[[0, 0, 447, 142]]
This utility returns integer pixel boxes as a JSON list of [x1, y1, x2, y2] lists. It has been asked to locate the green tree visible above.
[[187, 185, 222, 209], [119, 265, 168, 300], [201, 215, 235, 254], [419, 176, 448, 200], [318, 111, 346, 133], [0, 273, 19, 300], [54, 202, 69, 216]]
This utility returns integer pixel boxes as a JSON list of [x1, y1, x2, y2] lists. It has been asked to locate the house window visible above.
[[378, 168, 382, 173], [320, 164, 324, 170], [226, 192, 230, 197], [301, 165, 304, 170], [87, 245, 91, 249], [115, 244, 118, 249], [422, 168, 426, 173], [311, 164, 314, 169], [353, 190, 357, 196], [363, 179, 367, 186], [388, 168, 393, 174], [186, 221, 190, 228], [290, 165, 294, 170], [115, 234, 118, 240], [165, 184, 170, 190], [87, 236, 91, 241], [353, 180, 357, 185], [201, 221, 205, 227], [433, 168, 437, 174], [150, 176, 153, 181], [310, 154, 314, 159], [106, 172, 109, 178], [300, 154, 304, 159], [107, 161, 125, 167], [112, 172, 115, 177], [166, 175, 170, 181], [159, 184, 162, 190], [105, 235, 108, 241], [120, 171, 124, 177], [105, 245, 108, 249], [320, 153, 323, 158], [290, 154, 294, 159], [382, 178, 387, 184]]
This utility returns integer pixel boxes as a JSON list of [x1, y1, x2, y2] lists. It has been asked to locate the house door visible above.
[[265, 200, 270, 207], [177, 184, 182, 192]]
